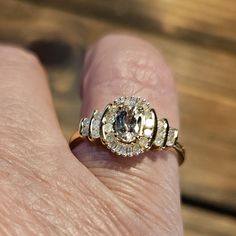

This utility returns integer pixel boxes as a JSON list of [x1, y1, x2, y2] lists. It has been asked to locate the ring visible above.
[[69, 96, 185, 165]]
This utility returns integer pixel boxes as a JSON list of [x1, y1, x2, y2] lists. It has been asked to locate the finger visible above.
[[0, 45, 152, 236], [0, 45, 68, 170], [73, 35, 182, 232]]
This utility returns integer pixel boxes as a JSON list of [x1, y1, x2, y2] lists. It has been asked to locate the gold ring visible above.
[[69, 96, 185, 165]]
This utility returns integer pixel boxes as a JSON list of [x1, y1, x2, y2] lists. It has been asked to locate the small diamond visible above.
[[115, 143, 123, 154], [120, 145, 127, 156], [103, 123, 113, 133], [143, 103, 149, 111], [91, 130, 100, 138], [106, 114, 115, 123], [84, 119, 90, 125], [91, 126, 100, 138], [145, 118, 154, 128], [153, 119, 168, 147], [106, 133, 114, 142], [105, 107, 116, 122], [81, 128, 89, 136], [158, 126, 165, 133], [139, 137, 149, 147], [90, 113, 101, 139], [108, 141, 117, 150], [166, 128, 178, 146], [126, 146, 133, 156], [94, 111, 103, 120], [133, 144, 141, 155], [80, 118, 90, 136], [144, 128, 152, 137], [155, 133, 165, 146], [124, 98, 130, 106], [111, 107, 117, 113], [93, 120, 100, 127], [115, 97, 125, 105], [129, 97, 137, 107]]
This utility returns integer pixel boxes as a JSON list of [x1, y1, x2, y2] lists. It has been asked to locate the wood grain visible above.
[[183, 206, 236, 236], [0, 1, 236, 233], [21, 0, 236, 54]]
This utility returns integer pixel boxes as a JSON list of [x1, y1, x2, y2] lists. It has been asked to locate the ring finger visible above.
[[72, 34, 182, 234]]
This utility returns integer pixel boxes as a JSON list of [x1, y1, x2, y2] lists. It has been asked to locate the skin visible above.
[[0, 35, 183, 236]]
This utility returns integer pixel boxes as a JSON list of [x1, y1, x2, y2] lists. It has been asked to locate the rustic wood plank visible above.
[[21, 0, 236, 53], [1, 0, 236, 210], [183, 206, 236, 236]]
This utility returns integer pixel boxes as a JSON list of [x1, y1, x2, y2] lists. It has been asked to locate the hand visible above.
[[0, 35, 182, 236]]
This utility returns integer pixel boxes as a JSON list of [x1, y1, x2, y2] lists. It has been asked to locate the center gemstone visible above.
[[114, 106, 142, 143]]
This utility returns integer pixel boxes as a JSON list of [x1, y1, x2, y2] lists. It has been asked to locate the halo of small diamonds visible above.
[[101, 97, 157, 157]]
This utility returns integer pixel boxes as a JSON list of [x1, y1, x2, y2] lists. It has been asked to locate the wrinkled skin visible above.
[[0, 35, 183, 236]]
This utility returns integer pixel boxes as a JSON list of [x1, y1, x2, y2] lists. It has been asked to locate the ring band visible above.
[[69, 96, 185, 165]]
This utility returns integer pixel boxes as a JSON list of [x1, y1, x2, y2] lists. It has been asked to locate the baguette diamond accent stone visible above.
[[154, 119, 168, 147], [90, 111, 102, 139], [80, 118, 91, 137], [166, 128, 178, 146]]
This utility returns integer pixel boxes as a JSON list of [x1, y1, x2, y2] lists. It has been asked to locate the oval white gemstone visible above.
[[114, 106, 142, 143]]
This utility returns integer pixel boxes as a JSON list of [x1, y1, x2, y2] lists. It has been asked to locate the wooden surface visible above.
[[183, 206, 236, 236], [0, 0, 236, 235], [23, 0, 236, 53]]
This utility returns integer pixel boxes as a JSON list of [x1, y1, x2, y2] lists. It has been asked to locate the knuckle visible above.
[[89, 34, 172, 94], [0, 46, 47, 143], [0, 100, 52, 148], [114, 49, 161, 87], [0, 45, 42, 75]]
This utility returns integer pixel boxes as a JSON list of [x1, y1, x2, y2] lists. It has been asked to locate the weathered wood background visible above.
[[0, 0, 236, 235]]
